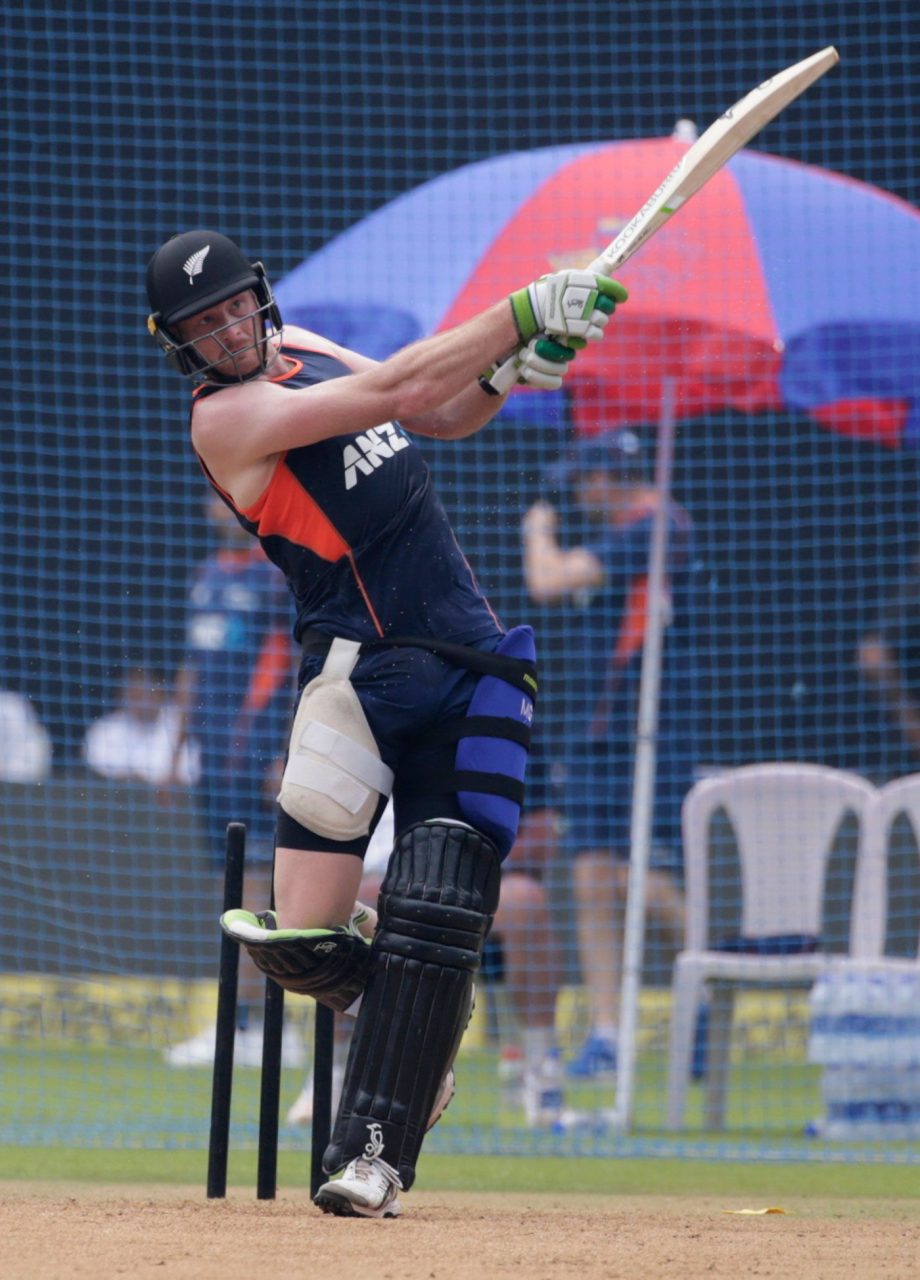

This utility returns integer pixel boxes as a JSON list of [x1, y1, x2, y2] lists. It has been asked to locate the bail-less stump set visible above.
[[205, 822, 335, 1199]]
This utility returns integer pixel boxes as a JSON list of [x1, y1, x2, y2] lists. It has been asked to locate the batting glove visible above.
[[510, 271, 628, 345], [515, 335, 579, 389], [480, 335, 578, 394]]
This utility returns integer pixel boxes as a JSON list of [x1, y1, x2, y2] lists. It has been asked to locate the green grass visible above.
[[2, 1043, 824, 1143], [3, 1042, 918, 1200], [2, 1147, 919, 1200]]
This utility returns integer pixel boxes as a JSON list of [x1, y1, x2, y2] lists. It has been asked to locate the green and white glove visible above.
[[480, 334, 578, 394], [514, 334, 578, 389], [510, 271, 628, 345], [219, 908, 372, 1012]]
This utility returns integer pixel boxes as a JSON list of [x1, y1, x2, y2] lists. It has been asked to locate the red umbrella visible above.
[[278, 136, 920, 446]]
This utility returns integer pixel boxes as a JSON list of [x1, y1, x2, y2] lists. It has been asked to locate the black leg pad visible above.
[[323, 819, 501, 1189]]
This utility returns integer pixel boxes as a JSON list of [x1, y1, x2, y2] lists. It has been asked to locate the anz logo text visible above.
[[342, 423, 410, 490]]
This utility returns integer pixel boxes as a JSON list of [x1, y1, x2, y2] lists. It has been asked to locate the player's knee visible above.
[[378, 819, 501, 967]]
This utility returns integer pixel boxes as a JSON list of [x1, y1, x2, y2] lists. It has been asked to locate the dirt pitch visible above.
[[2, 1184, 919, 1279]]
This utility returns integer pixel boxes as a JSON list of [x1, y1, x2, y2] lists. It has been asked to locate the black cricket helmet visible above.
[[145, 230, 282, 381]]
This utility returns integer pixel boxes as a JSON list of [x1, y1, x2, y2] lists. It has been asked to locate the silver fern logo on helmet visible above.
[[183, 246, 210, 284]]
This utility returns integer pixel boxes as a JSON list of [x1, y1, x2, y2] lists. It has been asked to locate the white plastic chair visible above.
[[865, 774, 920, 962], [665, 763, 880, 1130]]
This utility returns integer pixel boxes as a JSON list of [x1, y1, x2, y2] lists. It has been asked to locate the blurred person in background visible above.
[[858, 555, 920, 771], [522, 430, 697, 1082], [162, 495, 304, 1069], [82, 664, 197, 788], [0, 691, 53, 783]]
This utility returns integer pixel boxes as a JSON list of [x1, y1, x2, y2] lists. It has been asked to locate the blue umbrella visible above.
[[276, 138, 920, 445]]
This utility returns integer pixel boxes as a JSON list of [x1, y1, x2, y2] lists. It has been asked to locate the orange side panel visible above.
[[242, 461, 350, 564]]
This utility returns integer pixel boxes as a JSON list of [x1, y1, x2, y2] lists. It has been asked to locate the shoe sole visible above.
[[313, 1189, 401, 1219]]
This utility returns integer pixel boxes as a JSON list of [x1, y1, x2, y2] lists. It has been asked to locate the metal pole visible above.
[[611, 378, 678, 1132]]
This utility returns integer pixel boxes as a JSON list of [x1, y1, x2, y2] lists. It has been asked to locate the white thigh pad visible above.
[[278, 639, 394, 841]]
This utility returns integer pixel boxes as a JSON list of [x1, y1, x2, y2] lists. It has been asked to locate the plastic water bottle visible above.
[[808, 968, 861, 1065], [807, 973, 833, 1063], [889, 968, 920, 1067], [809, 965, 920, 1139], [821, 1063, 920, 1139]]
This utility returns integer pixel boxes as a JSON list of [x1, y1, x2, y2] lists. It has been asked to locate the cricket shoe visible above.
[[162, 1025, 219, 1067], [314, 1156, 403, 1219]]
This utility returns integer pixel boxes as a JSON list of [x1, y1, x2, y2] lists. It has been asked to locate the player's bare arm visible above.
[[192, 298, 515, 462], [282, 324, 530, 441]]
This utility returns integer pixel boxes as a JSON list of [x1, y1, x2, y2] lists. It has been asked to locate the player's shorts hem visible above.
[[275, 797, 387, 857]]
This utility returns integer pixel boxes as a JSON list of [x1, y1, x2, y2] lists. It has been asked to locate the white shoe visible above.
[[163, 1023, 306, 1069], [314, 1157, 402, 1218], [522, 1049, 566, 1128]]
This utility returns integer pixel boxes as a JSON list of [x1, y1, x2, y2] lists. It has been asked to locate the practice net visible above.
[[2, 0, 919, 1164]]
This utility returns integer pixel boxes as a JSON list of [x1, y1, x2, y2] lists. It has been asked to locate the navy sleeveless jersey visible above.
[[192, 341, 502, 647]]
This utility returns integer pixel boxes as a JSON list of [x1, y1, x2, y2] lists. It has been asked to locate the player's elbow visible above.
[[389, 374, 446, 423], [394, 389, 481, 440]]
